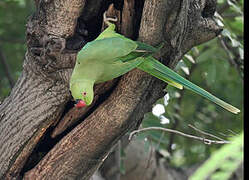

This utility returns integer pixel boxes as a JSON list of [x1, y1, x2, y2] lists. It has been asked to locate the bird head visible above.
[[70, 80, 94, 108]]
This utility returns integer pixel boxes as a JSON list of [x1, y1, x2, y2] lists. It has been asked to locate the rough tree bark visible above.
[[0, 0, 221, 179]]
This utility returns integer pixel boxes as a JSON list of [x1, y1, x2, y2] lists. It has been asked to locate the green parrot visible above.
[[70, 22, 240, 114]]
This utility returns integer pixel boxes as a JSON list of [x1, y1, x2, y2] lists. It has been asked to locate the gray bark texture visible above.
[[0, 0, 221, 179]]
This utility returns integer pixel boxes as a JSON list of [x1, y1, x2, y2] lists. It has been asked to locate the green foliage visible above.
[[138, 0, 243, 169], [0, 0, 34, 100], [189, 132, 243, 180], [139, 39, 243, 165]]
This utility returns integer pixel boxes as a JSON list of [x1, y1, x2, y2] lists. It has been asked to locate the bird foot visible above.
[[103, 11, 118, 25]]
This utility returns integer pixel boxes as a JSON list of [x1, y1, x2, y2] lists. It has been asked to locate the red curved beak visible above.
[[75, 100, 86, 108]]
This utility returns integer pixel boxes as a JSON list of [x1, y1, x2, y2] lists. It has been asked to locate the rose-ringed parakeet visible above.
[[70, 21, 240, 114]]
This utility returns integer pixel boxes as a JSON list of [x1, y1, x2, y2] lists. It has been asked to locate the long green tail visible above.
[[138, 56, 240, 114]]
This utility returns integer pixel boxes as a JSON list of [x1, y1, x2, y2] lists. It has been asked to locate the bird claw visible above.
[[103, 11, 118, 25]]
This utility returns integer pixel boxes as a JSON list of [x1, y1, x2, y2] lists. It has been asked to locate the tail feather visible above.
[[138, 57, 240, 114], [138, 64, 183, 89]]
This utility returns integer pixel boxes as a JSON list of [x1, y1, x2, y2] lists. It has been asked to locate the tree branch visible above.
[[188, 124, 227, 142], [0, 0, 222, 179], [24, 0, 222, 179], [129, 127, 230, 145], [0, 0, 92, 178], [24, 1, 170, 179]]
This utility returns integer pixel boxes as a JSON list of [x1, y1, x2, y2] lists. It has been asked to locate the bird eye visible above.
[[82, 92, 87, 96]]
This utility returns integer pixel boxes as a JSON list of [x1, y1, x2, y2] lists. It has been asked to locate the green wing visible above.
[[138, 56, 240, 114], [77, 37, 138, 64], [95, 58, 143, 83]]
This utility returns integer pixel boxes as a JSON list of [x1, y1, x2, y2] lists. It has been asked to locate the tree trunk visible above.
[[0, 0, 221, 179]]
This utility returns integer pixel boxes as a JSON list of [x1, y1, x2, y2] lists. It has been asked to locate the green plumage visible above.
[[70, 23, 240, 114]]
